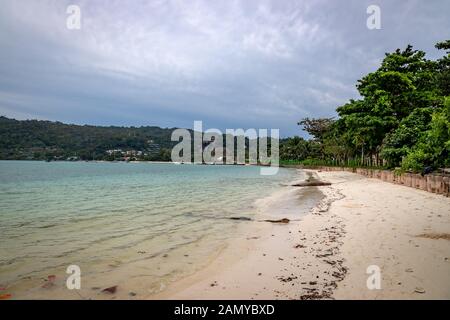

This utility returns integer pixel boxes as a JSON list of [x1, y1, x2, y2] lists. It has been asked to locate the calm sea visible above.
[[0, 161, 320, 299]]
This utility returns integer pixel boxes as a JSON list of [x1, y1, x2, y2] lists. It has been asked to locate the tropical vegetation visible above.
[[280, 40, 450, 173]]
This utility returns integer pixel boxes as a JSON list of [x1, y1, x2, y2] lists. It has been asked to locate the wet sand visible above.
[[154, 170, 450, 299]]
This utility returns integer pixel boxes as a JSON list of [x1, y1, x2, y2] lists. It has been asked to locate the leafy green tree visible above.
[[293, 41, 449, 171], [297, 117, 334, 159], [381, 107, 434, 167], [334, 43, 445, 166], [402, 98, 450, 171], [298, 117, 334, 142], [435, 40, 450, 96], [280, 136, 321, 161]]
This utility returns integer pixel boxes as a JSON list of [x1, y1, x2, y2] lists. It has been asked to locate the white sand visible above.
[[154, 170, 450, 299]]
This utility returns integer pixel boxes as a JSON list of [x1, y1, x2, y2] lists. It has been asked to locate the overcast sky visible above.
[[0, 0, 449, 137]]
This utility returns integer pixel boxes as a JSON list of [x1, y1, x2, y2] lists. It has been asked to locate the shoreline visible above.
[[284, 165, 450, 197], [1, 164, 303, 300], [151, 169, 345, 299], [153, 170, 450, 299]]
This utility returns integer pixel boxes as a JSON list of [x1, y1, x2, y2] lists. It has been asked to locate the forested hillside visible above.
[[0, 117, 176, 161]]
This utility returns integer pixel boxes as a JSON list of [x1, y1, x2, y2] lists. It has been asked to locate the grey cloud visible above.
[[0, 0, 449, 136]]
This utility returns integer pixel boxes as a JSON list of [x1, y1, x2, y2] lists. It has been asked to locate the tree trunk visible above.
[[361, 145, 364, 166]]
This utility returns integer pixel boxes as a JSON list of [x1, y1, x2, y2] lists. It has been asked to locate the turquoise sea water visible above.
[[0, 161, 316, 299]]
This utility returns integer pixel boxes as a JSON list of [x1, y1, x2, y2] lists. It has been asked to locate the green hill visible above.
[[0, 116, 177, 161]]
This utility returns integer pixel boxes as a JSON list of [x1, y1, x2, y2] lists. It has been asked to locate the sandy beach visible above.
[[154, 170, 450, 300]]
